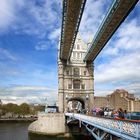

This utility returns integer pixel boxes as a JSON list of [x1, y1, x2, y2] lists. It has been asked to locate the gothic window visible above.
[[73, 80, 80, 89], [77, 44, 80, 50], [66, 70, 69, 75], [68, 84, 72, 89], [77, 53, 80, 59], [73, 68, 79, 76], [81, 53, 82, 58], [73, 52, 76, 58], [84, 71, 87, 76], [81, 84, 85, 89]]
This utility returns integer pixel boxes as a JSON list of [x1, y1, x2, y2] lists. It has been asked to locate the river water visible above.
[[0, 122, 30, 140], [0, 122, 93, 140]]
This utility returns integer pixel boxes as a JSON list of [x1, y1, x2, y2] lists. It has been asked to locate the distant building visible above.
[[94, 96, 108, 108], [94, 89, 140, 112]]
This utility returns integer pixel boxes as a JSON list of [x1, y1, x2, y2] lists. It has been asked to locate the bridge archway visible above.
[[67, 97, 85, 113]]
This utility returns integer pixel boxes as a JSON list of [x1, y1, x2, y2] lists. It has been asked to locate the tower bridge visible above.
[[29, 0, 140, 139], [58, 0, 140, 139], [58, 0, 139, 113]]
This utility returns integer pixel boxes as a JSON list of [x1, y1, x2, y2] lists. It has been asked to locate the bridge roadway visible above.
[[83, 0, 139, 62], [60, 0, 86, 60], [65, 113, 140, 140]]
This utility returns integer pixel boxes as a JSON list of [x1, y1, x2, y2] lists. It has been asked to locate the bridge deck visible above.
[[65, 113, 140, 140], [84, 0, 139, 62], [60, 0, 86, 61]]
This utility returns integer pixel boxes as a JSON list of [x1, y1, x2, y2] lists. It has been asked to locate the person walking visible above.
[[118, 108, 124, 119], [124, 110, 128, 119]]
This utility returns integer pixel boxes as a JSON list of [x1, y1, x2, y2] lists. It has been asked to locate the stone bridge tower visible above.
[[58, 34, 94, 113]]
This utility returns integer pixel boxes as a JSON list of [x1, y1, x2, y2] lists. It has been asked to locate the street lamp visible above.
[[66, 95, 69, 100], [86, 95, 89, 100]]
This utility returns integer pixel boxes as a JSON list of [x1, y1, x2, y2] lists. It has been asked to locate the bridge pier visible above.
[[29, 113, 93, 139]]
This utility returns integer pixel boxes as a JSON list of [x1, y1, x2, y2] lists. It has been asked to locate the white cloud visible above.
[[11, 86, 49, 91], [48, 28, 61, 40], [0, 85, 58, 105], [0, 0, 25, 33], [95, 52, 140, 84], [0, 47, 17, 61], [94, 17, 140, 97], [94, 89, 114, 96], [0, 0, 61, 40], [79, 0, 112, 42], [35, 41, 49, 51]]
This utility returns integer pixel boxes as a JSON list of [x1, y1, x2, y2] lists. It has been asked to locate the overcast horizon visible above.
[[0, 0, 140, 104]]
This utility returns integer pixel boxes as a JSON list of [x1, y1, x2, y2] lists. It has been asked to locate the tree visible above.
[[19, 103, 30, 116]]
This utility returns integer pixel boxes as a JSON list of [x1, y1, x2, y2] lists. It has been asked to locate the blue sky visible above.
[[0, 0, 140, 104]]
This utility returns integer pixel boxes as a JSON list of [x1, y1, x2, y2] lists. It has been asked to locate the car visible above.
[[128, 112, 140, 120], [45, 105, 58, 113]]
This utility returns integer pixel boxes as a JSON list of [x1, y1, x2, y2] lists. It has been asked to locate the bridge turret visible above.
[[58, 34, 94, 113]]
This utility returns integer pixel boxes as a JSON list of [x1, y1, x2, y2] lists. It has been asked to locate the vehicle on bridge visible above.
[[128, 112, 140, 120], [45, 105, 58, 113]]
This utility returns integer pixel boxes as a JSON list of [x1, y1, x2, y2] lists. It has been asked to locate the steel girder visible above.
[[60, 0, 86, 61], [84, 0, 139, 62]]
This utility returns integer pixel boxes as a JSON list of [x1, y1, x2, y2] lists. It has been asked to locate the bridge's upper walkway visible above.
[[84, 0, 138, 62], [60, 0, 86, 61], [65, 113, 140, 140]]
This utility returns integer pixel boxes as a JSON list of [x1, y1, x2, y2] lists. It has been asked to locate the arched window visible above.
[[77, 53, 80, 59], [81, 84, 85, 89], [68, 84, 72, 89], [73, 68, 79, 76], [84, 71, 87, 76], [73, 52, 76, 58], [77, 44, 80, 50], [66, 70, 69, 75]]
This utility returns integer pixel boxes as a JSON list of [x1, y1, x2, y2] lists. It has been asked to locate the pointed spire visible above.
[[87, 36, 93, 44], [87, 36, 93, 47], [76, 32, 82, 40]]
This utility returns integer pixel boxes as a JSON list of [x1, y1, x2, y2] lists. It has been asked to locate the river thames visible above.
[[0, 122, 93, 140]]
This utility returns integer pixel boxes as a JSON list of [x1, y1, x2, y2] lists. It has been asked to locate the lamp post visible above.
[[66, 95, 69, 100], [86, 95, 89, 100], [86, 94, 89, 114]]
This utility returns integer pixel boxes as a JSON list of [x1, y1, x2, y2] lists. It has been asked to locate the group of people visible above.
[[66, 107, 128, 120], [92, 107, 128, 119]]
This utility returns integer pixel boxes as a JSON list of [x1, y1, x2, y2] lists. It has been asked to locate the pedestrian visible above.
[[118, 108, 124, 119], [104, 110, 108, 117], [124, 110, 128, 119], [113, 110, 119, 119]]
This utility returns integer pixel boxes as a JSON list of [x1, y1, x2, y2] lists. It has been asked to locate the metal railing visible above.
[[65, 113, 140, 140]]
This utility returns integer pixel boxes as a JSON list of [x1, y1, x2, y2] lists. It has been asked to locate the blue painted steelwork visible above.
[[84, 0, 139, 62], [65, 113, 140, 140]]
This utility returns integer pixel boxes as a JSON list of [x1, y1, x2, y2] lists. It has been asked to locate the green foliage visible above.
[[0, 103, 45, 116], [19, 103, 30, 115]]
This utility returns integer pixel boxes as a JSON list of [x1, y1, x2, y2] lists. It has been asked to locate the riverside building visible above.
[[94, 89, 140, 112]]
